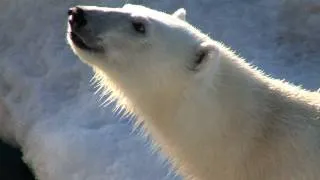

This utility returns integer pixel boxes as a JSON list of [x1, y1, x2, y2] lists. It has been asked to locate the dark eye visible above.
[[132, 21, 146, 34]]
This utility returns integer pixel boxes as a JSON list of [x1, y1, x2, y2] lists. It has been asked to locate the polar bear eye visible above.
[[132, 21, 146, 34]]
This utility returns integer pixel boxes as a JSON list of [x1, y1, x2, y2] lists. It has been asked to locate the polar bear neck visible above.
[[128, 48, 269, 178], [94, 41, 320, 179], [140, 45, 320, 179]]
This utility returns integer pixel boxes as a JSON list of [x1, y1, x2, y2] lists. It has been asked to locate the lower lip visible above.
[[70, 31, 91, 49]]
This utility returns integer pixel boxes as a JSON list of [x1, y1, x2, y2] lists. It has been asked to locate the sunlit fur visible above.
[[67, 4, 320, 180]]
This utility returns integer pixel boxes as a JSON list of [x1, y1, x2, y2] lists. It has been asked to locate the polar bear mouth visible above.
[[70, 31, 93, 50], [69, 30, 104, 52]]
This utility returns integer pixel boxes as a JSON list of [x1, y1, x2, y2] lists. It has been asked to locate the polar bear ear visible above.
[[189, 42, 217, 72], [172, 8, 186, 21]]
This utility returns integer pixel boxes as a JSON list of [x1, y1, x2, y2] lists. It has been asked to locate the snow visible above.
[[0, 0, 319, 179]]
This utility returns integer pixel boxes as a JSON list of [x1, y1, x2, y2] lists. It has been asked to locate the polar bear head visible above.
[[67, 4, 218, 115]]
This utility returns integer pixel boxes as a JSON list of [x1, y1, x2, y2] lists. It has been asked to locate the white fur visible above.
[[172, 8, 186, 21], [67, 4, 320, 180]]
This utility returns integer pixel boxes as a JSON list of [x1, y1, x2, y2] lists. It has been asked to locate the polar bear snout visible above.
[[67, 7, 104, 52], [68, 7, 87, 29]]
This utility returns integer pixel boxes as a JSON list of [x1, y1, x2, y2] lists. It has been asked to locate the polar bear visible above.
[[66, 4, 320, 180]]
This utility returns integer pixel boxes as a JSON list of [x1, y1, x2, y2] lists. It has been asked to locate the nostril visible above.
[[67, 8, 73, 16], [68, 7, 87, 28]]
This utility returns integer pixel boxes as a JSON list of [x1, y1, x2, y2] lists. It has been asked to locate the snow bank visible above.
[[0, 0, 318, 179]]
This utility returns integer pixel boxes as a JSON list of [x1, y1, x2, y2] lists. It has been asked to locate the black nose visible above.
[[68, 7, 87, 28]]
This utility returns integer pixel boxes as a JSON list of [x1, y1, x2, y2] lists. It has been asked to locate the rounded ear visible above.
[[189, 42, 217, 72], [172, 8, 186, 21], [123, 3, 133, 8]]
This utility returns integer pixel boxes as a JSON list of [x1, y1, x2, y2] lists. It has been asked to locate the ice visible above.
[[0, 0, 319, 179]]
